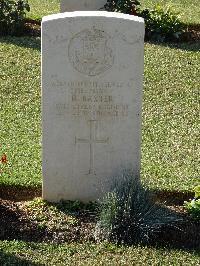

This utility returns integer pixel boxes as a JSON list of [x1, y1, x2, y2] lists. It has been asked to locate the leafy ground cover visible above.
[[0, 37, 199, 192]]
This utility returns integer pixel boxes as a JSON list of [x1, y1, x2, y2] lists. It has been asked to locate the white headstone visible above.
[[42, 11, 145, 202], [61, 0, 106, 12]]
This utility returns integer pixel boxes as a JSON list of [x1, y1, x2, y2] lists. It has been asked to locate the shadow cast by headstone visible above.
[[0, 185, 42, 201], [0, 36, 40, 51], [0, 251, 42, 266], [146, 40, 200, 52]]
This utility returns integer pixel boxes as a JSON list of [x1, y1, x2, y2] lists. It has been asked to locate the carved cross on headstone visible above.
[[75, 120, 109, 175]]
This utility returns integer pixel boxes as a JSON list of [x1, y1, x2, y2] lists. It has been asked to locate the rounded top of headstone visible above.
[[42, 11, 144, 24]]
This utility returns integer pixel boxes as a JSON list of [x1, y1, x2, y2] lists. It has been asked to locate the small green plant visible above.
[[184, 186, 200, 220], [194, 185, 200, 198], [105, 1, 183, 41], [0, 0, 30, 36], [104, 0, 140, 15], [140, 4, 183, 41], [95, 172, 181, 245]]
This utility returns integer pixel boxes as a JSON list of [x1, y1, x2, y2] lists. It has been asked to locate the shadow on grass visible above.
[[0, 185, 42, 201], [152, 189, 194, 205], [151, 220, 200, 251], [0, 36, 40, 50], [146, 40, 200, 52], [0, 251, 42, 266]]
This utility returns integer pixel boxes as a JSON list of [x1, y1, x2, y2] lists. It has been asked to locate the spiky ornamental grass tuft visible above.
[[95, 171, 182, 245]]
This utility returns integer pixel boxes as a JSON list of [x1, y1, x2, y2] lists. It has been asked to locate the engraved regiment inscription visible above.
[[68, 28, 114, 76], [53, 79, 130, 119], [75, 120, 109, 175]]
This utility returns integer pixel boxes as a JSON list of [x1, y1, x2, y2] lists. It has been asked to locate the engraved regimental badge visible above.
[[68, 28, 114, 76]]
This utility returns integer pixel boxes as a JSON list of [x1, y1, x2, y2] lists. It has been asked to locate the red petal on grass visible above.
[[1, 154, 7, 164]]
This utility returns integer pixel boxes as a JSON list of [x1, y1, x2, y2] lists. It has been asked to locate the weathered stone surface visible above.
[[61, 0, 106, 12], [42, 11, 145, 202]]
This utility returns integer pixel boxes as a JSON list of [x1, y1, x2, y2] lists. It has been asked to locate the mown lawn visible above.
[[142, 42, 200, 191], [0, 37, 199, 191], [0, 37, 41, 187], [0, 241, 199, 265], [28, 0, 59, 20]]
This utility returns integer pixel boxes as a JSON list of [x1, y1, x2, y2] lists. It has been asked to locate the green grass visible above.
[[140, 0, 200, 25], [0, 37, 41, 187], [28, 0, 60, 20], [0, 37, 199, 191], [142, 42, 200, 191], [0, 241, 199, 265]]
